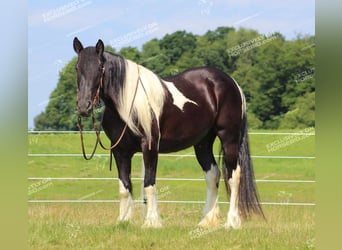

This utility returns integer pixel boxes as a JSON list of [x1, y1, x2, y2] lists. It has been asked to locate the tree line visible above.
[[34, 26, 315, 130]]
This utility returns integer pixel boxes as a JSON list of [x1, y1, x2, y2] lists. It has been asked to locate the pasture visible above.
[[28, 129, 315, 249]]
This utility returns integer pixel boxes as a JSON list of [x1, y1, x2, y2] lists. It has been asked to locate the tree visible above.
[[279, 92, 315, 129], [230, 29, 266, 102], [34, 57, 102, 130], [251, 37, 287, 128], [34, 27, 315, 130], [280, 37, 315, 110], [159, 31, 197, 75], [231, 31, 315, 129], [119, 47, 141, 62], [193, 27, 236, 73], [140, 39, 168, 75]]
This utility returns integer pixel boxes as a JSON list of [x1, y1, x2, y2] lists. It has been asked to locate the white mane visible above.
[[116, 59, 166, 147]]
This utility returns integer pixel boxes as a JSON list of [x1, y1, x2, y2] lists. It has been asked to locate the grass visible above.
[[28, 130, 315, 249], [29, 204, 314, 249]]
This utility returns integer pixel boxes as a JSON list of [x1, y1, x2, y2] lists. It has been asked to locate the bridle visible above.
[[77, 64, 141, 170]]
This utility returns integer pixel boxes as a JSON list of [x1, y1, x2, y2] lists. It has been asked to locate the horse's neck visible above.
[[102, 54, 166, 146]]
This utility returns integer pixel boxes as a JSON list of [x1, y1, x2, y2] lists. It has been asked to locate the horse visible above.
[[73, 37, 264, 229]]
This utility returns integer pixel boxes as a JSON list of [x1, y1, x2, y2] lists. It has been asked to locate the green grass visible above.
[[28, 130, 315, 249], [29, 204, 314, 250]]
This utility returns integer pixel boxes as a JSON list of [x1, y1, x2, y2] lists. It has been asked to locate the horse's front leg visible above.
[[141, 135, 162, 228], [113, 150, 134, 222]]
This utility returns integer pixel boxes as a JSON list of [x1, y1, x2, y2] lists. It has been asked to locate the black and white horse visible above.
[[73, 37, 263, 228]]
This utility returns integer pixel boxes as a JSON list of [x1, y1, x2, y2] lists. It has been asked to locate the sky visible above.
[[28, 0, 315, 129]]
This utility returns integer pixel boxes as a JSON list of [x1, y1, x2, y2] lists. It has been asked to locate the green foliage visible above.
[[279, 92, 315, 129], [159, 31, 197, 65], [34, 27, 315, 130], [246, 111, 263, 129], [140, 39, 166, 75], [34, 57, 102, 131], [119, 47, 141, 62], [35, 58, 78, 131], [231, 32, 315, 129]]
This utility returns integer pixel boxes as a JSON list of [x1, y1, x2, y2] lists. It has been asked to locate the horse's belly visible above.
[[158, 109, 214, 153], [158, 75, 218, 153], [158, 136, 203, 153]]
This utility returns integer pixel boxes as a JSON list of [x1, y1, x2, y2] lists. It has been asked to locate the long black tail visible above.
[[221, 115, 265, 219], [238, 116, 264, 219]]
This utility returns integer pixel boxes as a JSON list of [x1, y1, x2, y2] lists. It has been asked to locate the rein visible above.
[[77, 64, 141, 170], [77, 115, 99, 160]]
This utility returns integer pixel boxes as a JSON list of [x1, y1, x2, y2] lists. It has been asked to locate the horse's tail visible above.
[[237, 115, 264, 219], [221, 115, 265, 219]]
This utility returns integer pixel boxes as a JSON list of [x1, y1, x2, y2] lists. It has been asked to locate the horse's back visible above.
[[164, 67, 242, 104], [158, 67, 243, 152], [164, 67, 243, 119]]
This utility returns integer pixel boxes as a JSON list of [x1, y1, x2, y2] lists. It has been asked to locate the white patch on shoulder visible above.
[[162, 80, 198, 111]]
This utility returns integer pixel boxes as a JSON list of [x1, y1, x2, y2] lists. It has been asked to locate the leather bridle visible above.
[[77, 64, 141, 170]]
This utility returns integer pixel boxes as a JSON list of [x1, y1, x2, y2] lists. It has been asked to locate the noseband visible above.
[[77, 64, 141, 170]]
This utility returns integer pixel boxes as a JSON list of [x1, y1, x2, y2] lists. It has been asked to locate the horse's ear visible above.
[[73, 37, 83, 54], [96, 39, 104, 57]]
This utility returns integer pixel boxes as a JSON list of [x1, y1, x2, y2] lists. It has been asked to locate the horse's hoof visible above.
[[142, 218, 163, 228], [224, 212, 241, 229]]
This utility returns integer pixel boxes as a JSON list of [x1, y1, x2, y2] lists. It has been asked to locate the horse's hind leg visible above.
[[218, 132, 242, 229], [194, 131, 221, 228]]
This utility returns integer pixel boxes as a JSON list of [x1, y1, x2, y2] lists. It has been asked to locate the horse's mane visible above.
[[105, 52, 166, 146], [104, 52, 126, 98]]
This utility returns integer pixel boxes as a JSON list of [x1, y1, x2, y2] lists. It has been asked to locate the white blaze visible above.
[[162, 80, 198, 111]]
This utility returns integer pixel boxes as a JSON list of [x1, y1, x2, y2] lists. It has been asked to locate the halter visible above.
[[77, 64, 141, 170]]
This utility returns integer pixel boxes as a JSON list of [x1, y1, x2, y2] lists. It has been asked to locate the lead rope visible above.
[[77, 67, 104, 161], [95, 65, 141, 150], [77, 115, 99, 160]]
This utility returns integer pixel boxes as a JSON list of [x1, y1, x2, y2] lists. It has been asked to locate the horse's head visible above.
[[73, 37, 105, 117]]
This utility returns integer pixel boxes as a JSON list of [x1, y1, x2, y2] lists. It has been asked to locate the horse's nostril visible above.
[[86, 101, 92, 110], [77, 100, 92, 116]]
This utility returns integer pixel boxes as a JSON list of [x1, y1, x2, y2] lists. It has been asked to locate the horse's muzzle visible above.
[[77, 100, 92, 117]]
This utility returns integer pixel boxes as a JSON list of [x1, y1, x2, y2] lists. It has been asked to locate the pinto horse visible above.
[[73, 37, 263, 229]]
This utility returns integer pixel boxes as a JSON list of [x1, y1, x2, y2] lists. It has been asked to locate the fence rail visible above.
[[28, 153, 315, 159], [28, 131, 315, 136], [28, 131, 315, 206], [27, 199, 315, 206], [27, 177, 315, 183]]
